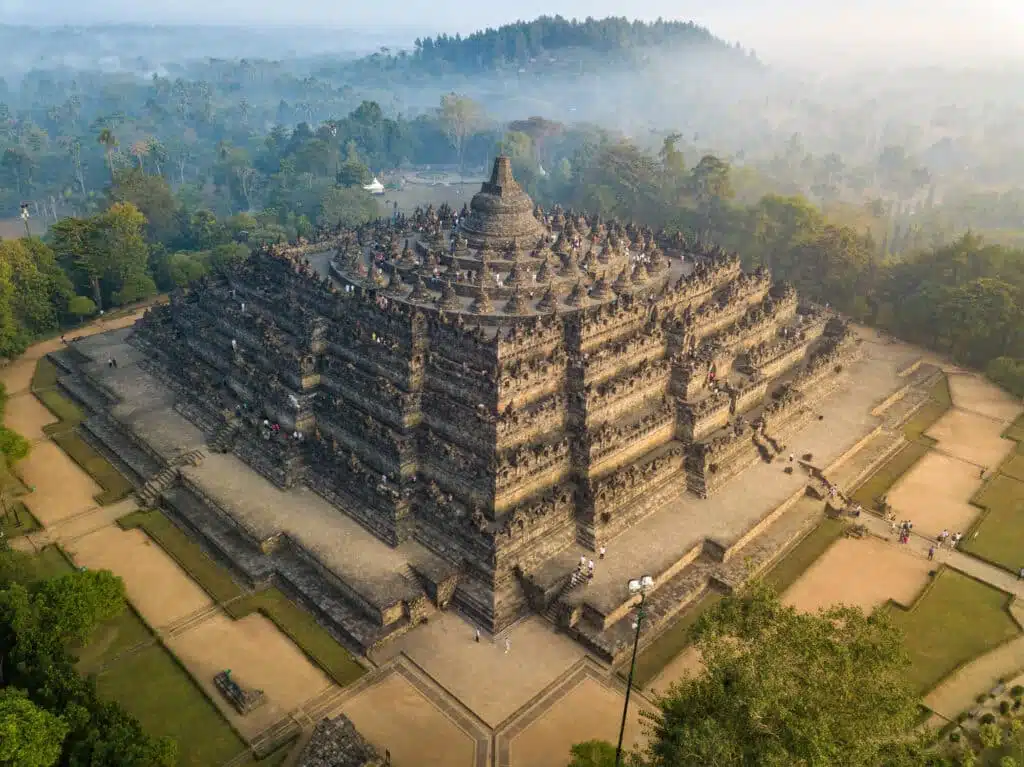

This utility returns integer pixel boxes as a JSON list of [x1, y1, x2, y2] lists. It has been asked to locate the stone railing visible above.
[[496, 315, 565, 359], [576, 301, 651, 348], [495, 438, 573, 493], [591, 444, 686, 516], [678, 390, 731, 441], [581, 358, 672, 422], [496, 393, 568, 446], [731, 377, 769, 414], [579, 330, 666, 385], [588, 399, 675, 465]]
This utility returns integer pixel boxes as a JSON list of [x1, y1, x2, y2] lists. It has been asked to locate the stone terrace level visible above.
[[130, 161, 854, 633]]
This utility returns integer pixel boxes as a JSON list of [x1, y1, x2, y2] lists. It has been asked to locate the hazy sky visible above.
[[2, 0, 1019, 67]]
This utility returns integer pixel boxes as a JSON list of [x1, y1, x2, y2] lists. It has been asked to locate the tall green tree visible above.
[[0, 688, 68, 767], [639, 583, 924, 767]]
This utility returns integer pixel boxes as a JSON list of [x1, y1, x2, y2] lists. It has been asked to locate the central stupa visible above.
[[459, 156, 545, 250]]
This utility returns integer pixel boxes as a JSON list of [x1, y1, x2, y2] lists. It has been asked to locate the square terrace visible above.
[[563, 329, 924, 617]]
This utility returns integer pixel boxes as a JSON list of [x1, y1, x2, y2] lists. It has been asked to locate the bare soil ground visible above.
[[340, 673, 477, 767], [507, 677, 648, 767], [947, 374, 1022, 423], [68, 526, 213, 627], [887, 452, 985, 538], [4, 393, 55, 440], [167, 613, 335, 739], [19, 442, 103, 524], [371, 612, 585, 727], [926, 409, 1016, 469], [783, 537, 932, 614]]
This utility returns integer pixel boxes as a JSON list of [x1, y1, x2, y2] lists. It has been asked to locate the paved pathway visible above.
[[857, 513, 1024, 598]]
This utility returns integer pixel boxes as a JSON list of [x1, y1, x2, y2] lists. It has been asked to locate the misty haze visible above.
[[2, 5, 1024, 767]]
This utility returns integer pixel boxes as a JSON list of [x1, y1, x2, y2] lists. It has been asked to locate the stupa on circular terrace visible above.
[[330, 156, 674, 318]]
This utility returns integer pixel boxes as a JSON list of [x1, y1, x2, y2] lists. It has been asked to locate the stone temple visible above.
[[56, 157, 875, 661]]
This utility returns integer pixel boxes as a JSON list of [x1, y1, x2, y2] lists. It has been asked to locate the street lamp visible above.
[[615, 575, 654, 767], [19, 203, 30, 239]]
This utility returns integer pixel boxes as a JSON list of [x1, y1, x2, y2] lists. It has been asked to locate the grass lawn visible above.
[[121, 509, 366, 687], [31, 357, 59, 391], [95, 643, 248, 767], [850, 440, 931, 511], [76, 605, 156, 674], [52, 429, 133, 505], [889, 568, 1020, 694], [117, 509, 244, 603], [226, 588, 366, 687], [962, 474, 1024, 573], [32, 544, 76, 579], [1000, 454, 1024, 483], [902, 376, 952, 443], [763, 515, 848, 593], [630, 591, 722, 689], [1004, 414, 1024, 443], [38, 390, 84, 432], [1, 501, 41, 538]]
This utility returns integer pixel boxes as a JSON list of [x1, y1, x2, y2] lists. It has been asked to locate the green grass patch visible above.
[[37, 390, 84, 432], [31, 357, 59, 391], [95, 643, 247, 767], [1, 501, 41, 538], [961, 474, 1024, 573], [763, 515, 848, 593], [850, 440, 931, 510], [889, 568, 1021, 694], [630, 591, 723, 689], [902, 375, 952, 443], [1000, 454, 1024, 483], [122, 509, 366, 687], [225, 588, 366, 687], [76, 604, 155, 674], [117, 509, 244, 603], [51, 429, 133, 505], [31, 544, 76, 580], [1004, 414, 1024, 443]]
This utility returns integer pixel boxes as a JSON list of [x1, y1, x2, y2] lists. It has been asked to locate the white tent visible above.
[[363, 177, 385, 195]]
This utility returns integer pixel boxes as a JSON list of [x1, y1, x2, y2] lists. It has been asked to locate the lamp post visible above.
[[615, 575, 654, 767], [20, 203, 31, 239]]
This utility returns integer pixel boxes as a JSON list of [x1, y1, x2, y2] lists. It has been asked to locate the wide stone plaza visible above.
[[23, 159, 997, 764]]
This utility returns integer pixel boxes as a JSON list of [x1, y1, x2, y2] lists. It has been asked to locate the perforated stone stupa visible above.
[[125, 157, 859, 641]]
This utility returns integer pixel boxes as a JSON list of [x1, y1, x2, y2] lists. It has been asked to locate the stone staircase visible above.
[[175, 448, 206, 467], [137, 466, 179, 508], [543, 569, 586, 625], [209, 421, 240, 454]]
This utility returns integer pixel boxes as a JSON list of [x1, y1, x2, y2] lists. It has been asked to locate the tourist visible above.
[[952, 532, 962, 547], [580, 555, 587, 569], [504, 637, 511, 654], [928, 546, 935, 561], [587, 559, 595, 578], [475, 628, 480, 643], [599, 545, 606, 560], [1018, 567, 1024, 581]]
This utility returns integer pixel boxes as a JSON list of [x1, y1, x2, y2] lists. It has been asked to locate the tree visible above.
[[97, 128, 118, 185], [641, 583, 922, 767], [67, 295, 97, 324], [109, 168, 179, 243], [689, 154, 734, 231], [318, 186, 380, 229], [567, 739, 618, 767], [439, 93, 482, 178], [0, 688, 67, 767]]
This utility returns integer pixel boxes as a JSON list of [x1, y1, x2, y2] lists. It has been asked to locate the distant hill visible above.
[[366, 15, 757, 76]]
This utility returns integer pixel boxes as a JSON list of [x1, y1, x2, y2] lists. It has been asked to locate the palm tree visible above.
[[97, 128, 118, 184]]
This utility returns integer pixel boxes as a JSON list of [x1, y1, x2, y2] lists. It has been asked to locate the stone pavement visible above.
[[858, 511, 1024, 599]]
